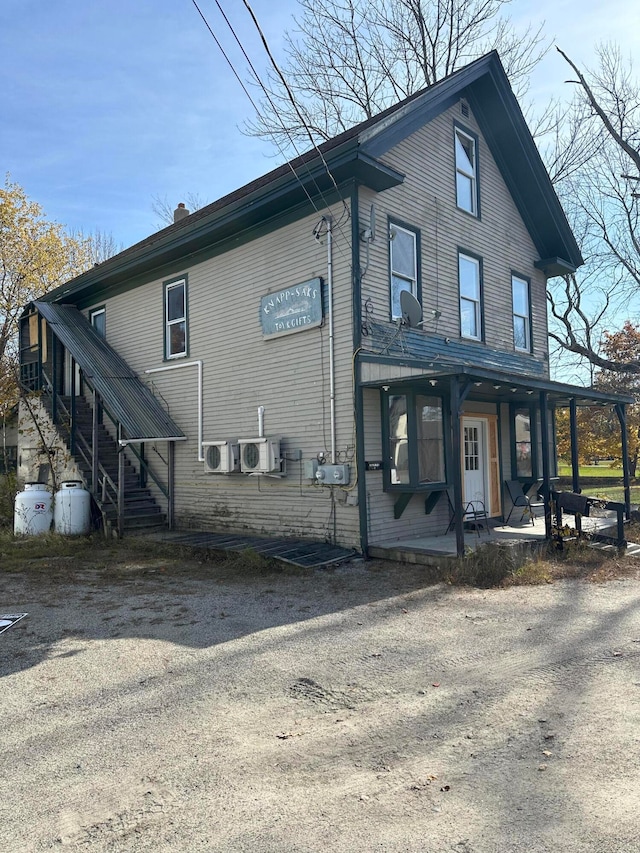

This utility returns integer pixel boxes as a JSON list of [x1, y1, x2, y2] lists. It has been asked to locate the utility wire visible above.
[[190, 0, 319, 214], [192, 0, 351, 231], [191, 0, 354, 266], [240, 0, 351, 228]]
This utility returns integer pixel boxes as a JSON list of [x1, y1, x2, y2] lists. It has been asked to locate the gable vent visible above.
[[461, 100, 470, 118]]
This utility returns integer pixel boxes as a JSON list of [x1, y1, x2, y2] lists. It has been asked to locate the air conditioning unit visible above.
[[238, 437, 282, 474], [202, 440, 240, 474]]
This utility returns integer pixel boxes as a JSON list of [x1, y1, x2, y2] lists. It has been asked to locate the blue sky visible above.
[[1, 0, 638, 249]]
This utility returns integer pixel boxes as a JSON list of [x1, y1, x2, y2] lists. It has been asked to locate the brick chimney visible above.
[[173, 202, 189, 223]]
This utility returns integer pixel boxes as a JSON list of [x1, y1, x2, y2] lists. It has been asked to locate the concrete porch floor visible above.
[[368, 510, 634, 565]]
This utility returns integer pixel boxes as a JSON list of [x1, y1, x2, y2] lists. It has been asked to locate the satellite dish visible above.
[[400, 290, 423, 327]]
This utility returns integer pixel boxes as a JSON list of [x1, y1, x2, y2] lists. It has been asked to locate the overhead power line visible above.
[[190, 0, 350, 230]]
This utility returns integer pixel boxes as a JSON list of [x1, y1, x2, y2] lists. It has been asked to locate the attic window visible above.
[[460, 100, 469, 118], [455, 126, 478, 216]]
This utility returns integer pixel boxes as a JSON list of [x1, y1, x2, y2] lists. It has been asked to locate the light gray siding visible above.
[[358, 101, 549, 375], [88, 203, 362, 548]]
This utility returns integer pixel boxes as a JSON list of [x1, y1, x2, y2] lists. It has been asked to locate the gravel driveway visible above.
[[2, 551, 640, 852]]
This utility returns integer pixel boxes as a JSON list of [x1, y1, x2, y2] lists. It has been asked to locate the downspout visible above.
[[326, 216, 337, 464], [350, 183, 369, 556]]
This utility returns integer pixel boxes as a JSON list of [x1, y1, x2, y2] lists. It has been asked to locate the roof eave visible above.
[[534, 257, 577, 277], [43, 145, 403, 305]]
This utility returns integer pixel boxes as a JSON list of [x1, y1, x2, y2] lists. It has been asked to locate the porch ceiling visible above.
[[359, 362, 634, 408]]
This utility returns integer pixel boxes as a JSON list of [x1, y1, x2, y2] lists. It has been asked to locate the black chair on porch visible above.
[[504, 480, 544, 526], [445, 492, 491, 537]]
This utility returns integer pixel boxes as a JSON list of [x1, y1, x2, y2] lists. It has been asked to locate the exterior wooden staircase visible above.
[[48, 395, 166, 534]]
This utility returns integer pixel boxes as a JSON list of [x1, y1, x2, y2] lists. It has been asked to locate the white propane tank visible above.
[[54, 480, 91, 535], [14, 483, 53, 536]]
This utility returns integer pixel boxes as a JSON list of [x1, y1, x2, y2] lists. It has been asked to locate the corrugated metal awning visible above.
[[32, 302, 185, 442]]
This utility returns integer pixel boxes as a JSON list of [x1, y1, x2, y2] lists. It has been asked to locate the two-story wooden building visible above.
[[19, 51, 631, 556]]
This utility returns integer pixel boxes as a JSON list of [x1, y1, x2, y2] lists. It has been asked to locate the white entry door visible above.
[[462, 418, 488, 507]]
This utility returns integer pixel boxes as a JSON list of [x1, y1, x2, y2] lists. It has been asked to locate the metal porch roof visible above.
[[359, 359, 635, 408], [32, 302, 185, 442]]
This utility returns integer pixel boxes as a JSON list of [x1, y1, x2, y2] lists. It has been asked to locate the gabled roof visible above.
[[30, 302, 185, 442], [43, 51, 580, 306]]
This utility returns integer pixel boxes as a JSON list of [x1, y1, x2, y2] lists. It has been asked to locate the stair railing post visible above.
[[51, 334, 57, 426], [118, 424, 125, 538], [92, 389, 99, 495], [70, 359, 76, 457], [168, 440, 175, 530]]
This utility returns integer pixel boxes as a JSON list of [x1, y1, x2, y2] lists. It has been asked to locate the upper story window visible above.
[[164, 277, 188, 359], [512, 274, 531, 352], [455, 127, 478, 215], [90, 307, 106, 338], [459, 252, 482, 340], [389, 222, 418, 320]]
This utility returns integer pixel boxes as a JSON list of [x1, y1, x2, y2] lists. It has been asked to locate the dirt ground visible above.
[[2, 540, 640, 852]]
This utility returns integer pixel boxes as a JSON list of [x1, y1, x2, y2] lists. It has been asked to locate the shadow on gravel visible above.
[[0, 535, 449, 678]]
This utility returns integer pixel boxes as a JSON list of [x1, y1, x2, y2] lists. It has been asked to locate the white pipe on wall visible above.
[[326, 216, 337, 464], [257, 406, 265, 438], [144, 360, 204, 461]]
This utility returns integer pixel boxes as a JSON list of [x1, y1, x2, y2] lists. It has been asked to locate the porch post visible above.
[[539, 391, 552, 539], [449, 376, 465, 558], [569, 398, 580, 494], [92, 389, 99, 495], [615, 403, 631, 518], [167, 441, 175, 530], [117, 424, 125, 538]]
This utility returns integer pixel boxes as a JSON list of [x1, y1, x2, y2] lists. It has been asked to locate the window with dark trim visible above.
[[164, 277, 188, 359], [385, 389, 446, 489], [511, 405, 537, 479], [512, 274, 531, 352], [90, 306, 106, 338], [459, 252, 482, 340], [389, 221, 419, 321], [455, 126, 478, 215]]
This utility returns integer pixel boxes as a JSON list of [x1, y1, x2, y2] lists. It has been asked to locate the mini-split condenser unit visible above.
[[202, 440, 240, 474], [238, 437, 281, 474]]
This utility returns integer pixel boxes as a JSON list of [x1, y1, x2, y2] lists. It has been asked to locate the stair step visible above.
[[123, 514, 167, 529], [45, 392, 167, 532]]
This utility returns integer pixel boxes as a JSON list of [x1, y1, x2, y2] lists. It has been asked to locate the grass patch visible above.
[[0, 530, 301, 579], [442, 532, 640, 589], [557, 463, 623, 478]]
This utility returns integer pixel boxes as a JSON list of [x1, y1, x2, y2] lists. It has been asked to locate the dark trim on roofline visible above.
[[44, 147, 404, 306], [43, 50, 580, 310]]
